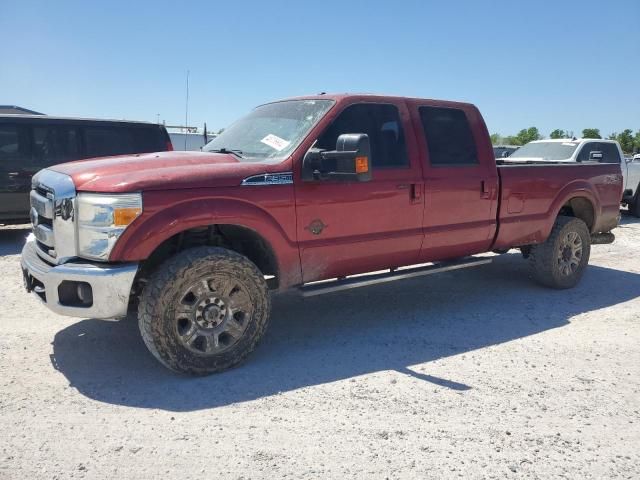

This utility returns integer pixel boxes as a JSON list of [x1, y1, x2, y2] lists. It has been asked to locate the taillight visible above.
[[166, 141, 174, 151]]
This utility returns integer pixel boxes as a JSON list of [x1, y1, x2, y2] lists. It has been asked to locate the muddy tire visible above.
[[138, 247, 270, 374], [529, 216, 591, 289]]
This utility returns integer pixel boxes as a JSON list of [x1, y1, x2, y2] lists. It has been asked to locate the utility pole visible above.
[[184, 70, 190, 150]]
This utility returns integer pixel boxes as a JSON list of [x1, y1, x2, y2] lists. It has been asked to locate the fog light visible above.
[[58, 281, 93, 307], [77, 282, 93, 304]]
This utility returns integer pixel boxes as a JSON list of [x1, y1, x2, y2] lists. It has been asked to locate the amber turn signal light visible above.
[[355, 156, 369, 174], [113, 207, 142, 226]]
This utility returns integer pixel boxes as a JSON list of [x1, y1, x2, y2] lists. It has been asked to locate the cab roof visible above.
[[267, 93, 476, 110]]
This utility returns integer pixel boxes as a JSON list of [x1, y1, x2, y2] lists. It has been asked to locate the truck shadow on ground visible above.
[[50, 251, 640, 412], [0, 227, 30, 256], [619, 210, 640, 225]]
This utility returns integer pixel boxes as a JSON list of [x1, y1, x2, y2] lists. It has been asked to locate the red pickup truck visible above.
[[21, 94, 623, 374]]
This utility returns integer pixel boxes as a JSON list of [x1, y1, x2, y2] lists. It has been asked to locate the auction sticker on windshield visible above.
[[261, 134, 291, 151]]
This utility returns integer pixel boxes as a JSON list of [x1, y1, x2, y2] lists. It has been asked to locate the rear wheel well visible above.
[[138, 225, 279, 290], [558, 197, 595, 232]]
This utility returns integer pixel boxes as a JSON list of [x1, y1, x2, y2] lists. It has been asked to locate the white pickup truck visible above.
[[508, 138, 640, 216]]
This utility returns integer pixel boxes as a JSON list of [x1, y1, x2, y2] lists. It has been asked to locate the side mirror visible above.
[[302, 133, 372, 182], [589, 151, 603, 162]]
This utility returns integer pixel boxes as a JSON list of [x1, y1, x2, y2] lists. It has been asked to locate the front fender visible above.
[[109, 190, 302, 287]]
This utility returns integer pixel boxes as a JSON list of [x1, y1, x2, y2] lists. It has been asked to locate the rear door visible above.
[[294, 100, 425, 282], [410, 103, 498, 261]]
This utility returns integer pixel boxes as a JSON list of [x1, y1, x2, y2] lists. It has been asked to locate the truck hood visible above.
[[49, 151, 287, 192]]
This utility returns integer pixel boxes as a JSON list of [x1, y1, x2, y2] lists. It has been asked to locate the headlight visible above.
[[77, 193, 142, 260]]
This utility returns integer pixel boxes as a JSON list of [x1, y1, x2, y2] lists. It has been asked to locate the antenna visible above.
[[184, 70, 190, 150]]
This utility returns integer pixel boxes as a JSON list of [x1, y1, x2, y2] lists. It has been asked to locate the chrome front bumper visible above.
[[20, 237, 138, 319]]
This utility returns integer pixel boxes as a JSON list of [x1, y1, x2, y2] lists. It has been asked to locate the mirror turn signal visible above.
[[355, 156, 369, 174]]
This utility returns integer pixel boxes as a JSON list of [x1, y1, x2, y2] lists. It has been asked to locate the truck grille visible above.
[[29, 169, 77, 264], [35, 184, 53, 198], [30, 190, 56, 257]]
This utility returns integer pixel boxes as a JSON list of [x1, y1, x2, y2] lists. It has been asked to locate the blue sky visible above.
[[1, 0, 638, 137]]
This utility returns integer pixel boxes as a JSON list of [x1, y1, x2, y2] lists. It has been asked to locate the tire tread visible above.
[[529, 216, 591, 289], [138, 246, 270, 374]]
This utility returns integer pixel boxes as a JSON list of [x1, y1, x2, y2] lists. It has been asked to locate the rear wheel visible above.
[[529, 216, 591, 289], [138, 246, 271, 374]]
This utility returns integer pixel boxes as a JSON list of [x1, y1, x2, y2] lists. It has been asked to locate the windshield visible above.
[[509, 141, 579, 161], [203, 99, 334, 162]]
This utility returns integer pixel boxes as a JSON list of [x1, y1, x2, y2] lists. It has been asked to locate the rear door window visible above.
[[84, 127, 135, 157], [418, 106, 478, 166], [32, 125, 81, 166]]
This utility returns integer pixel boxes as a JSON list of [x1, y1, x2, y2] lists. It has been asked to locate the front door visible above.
[[294, 101, 425, 283]]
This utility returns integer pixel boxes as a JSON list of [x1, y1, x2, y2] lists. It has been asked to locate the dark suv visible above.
[[0, 116, 172, 224]]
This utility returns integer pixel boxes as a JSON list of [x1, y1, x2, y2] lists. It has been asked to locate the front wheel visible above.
[[138, 246, 271, 374], [529, 216, 591, 289]]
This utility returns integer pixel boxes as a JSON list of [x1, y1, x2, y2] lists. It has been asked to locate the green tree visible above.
[[607, 132, 617, 140], [634, 130, 640, 153], [549, 129, 567, 139], [512, 127, 542, 145], [490, 133, 502, 145], [616, 129, 635, 153], [582, 128, 601, 139]]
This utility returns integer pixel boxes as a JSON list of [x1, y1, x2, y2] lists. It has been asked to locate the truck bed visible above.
[[493, 162, 622, 250]]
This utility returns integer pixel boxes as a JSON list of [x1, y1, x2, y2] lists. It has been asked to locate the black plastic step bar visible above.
[[299, 256, 493, 297]]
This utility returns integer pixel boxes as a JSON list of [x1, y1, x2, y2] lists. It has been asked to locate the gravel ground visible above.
[[1, 215, 639, 479]]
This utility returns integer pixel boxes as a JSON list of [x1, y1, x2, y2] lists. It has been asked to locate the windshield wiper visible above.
[[208, 147, 243, 158]]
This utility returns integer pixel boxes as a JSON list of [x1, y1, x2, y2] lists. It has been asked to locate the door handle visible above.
[[397, 183, 422, 204], [411, 183, 422, 202], [481, 180, 491, 199]]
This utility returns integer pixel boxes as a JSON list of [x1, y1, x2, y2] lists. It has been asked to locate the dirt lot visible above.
[[1, 215, 639, 479]]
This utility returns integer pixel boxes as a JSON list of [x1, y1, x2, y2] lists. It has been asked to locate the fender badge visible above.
[[305, 219, 327, 235]]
